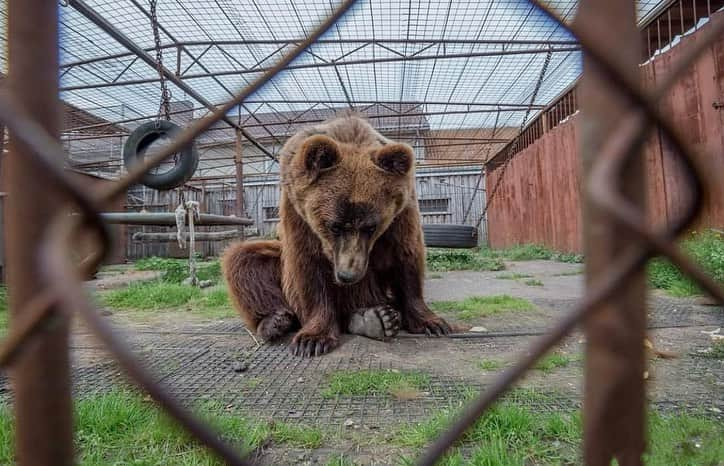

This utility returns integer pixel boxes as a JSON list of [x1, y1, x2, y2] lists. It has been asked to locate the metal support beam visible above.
[[60, 39, 581, 69], [6, 0, 75, 463], [66, 0, 276, 161], [577, 0, 647, 465], [60, 46, 579, 92]]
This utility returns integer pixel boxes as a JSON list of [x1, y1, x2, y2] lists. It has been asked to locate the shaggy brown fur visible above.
[[222, 115, 450, 357]]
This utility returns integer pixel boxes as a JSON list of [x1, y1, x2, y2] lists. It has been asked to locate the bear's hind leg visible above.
[[222, 240, 298, 341], [347, 305, 401, 341]]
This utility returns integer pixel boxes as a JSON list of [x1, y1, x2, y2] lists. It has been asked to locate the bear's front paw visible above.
[[405, 315, 452, 336], [348, 305, 401, 340], [289, 332, 339, 357]]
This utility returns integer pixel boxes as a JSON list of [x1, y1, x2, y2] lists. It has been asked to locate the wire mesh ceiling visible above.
[[0, 0, 673, 180]]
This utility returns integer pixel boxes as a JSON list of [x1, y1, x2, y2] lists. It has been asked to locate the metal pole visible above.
[[5, 0, 74, 464], [235, 130, 246, 239], [576, 1, 646, 465]]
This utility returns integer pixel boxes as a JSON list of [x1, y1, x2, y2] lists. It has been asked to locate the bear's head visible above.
[[281, 117, 415, 286]]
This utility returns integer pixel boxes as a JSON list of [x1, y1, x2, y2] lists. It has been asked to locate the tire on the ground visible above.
[[422, 224, 479, 248], [123, 120, 199, 191]]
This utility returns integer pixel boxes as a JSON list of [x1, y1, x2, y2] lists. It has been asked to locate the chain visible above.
[[149, 0, 171, 123], [474, 49, 553, 231]]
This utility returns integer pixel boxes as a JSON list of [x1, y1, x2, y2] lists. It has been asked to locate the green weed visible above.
[[322, 369, 429, 398], [648, 230, 724, 297], [429, 295, 535, 321]]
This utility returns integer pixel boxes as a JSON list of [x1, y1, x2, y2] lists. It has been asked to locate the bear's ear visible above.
[[372, 143, 413, 176], [298, 135, 340, 181]]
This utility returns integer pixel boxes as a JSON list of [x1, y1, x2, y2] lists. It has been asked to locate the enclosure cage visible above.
[[0, 0, 722, 465]]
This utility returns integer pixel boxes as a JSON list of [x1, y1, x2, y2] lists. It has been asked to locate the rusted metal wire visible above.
[[1, 0, 360, 464], [0, 0, 722, 465], [417, 2, 724, 465]]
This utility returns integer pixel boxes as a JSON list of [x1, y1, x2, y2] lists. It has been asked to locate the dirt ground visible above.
[[2, 260, 721, 464]]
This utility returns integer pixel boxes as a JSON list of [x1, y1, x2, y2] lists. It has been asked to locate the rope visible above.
[[186, 200, 200, 286], [472, 49, 553, 233]]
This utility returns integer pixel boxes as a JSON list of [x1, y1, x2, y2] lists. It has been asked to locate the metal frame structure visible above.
[[0, 1, 723, 466]]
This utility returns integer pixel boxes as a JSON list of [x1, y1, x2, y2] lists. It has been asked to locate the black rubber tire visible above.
[[422, 224, 479, 248], [123, 120, 199, 191]]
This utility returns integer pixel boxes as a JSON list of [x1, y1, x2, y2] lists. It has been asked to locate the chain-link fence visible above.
[[0, 0, 722, 465]]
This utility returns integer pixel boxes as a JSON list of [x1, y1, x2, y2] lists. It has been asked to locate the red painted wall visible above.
[[487, 13, 724, 252]]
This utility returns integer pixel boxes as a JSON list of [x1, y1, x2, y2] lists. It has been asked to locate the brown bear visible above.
[[222, 115, 451, 357]]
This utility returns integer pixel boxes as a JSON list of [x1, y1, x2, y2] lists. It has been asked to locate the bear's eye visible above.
[[329, 224, 343, 236], [360, 224, 377, 236]]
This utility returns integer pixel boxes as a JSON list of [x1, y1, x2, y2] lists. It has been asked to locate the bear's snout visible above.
[[335, 269, 360, 284], [333, 239, 369, 285]]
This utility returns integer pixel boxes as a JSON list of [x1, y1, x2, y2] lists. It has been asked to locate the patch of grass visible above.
[[483, 244, 584, 263], [534, 353, 575, 373], [523, 278, 544, 287], [701, 340, 724, 359], [427, 272, 443, 279], [103, 281, 236, 319], [270, 422, 323, 448], [322, 369, 429, 399], [477, 359, 504, 371], [426, 249, 505, 272], [553, 269, 584, 276], [395, 394, 723, 466], [648, 230, 723, 297], [429, 295, 535, 321], [103, 281, 201, 310], [426, 245, 583, 272], [0, 392, 326, 465], [134, 257, 222, 284], [325, 454, 357, 466], [495, 273, 533, 280]]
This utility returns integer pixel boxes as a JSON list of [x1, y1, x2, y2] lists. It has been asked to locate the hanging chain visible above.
[[474, 49, 553, 231], [149, 0, 171, 123]]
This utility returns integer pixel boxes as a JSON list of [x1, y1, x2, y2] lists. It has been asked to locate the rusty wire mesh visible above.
[[0, 0, 722, 465]]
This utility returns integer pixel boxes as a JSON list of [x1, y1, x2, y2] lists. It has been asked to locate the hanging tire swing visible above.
[[122, 0, 200, 191], [123, 120, 199, 191]]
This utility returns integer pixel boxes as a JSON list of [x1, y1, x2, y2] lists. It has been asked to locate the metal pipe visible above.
[[6, 0, 75, 463], [99, 212, 253, 226], [66, 0, 277, 161], [576, 0, 646, 464], [132, 230, 241, 242], [59, 47, 581, 91]]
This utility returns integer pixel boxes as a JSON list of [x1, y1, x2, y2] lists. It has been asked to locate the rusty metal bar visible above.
[[577, 1, 647, 463], [5, 0, 74, 464]]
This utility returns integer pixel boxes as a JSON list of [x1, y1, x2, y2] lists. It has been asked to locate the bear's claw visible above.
[[406, 315, 452, 337], [289, 333, 337, 357]]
